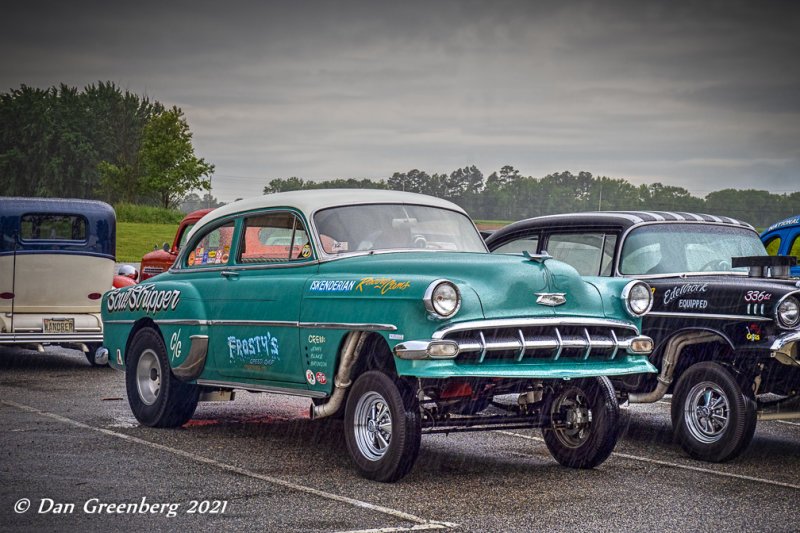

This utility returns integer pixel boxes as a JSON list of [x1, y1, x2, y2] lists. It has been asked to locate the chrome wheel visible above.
[[684, 381, 729, 444], [550, 386, 593, 448], [136, 348, 161, 406], [353, 391, 393, 461]]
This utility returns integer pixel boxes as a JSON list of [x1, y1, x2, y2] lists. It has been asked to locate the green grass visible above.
[[116, 221, 180, 262], [114, 203, 184, 224]]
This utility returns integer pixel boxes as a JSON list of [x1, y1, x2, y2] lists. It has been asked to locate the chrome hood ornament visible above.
[[536, 292, 567, 306]]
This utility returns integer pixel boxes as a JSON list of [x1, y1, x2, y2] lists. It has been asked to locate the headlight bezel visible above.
[[775, 293, 800, 329], [423, 279, 461, 319], [622, 280, 653, 317]]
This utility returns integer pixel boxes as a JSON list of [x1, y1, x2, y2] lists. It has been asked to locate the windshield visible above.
[[620, 224, 767, 275], [314, 204, 487, 254]]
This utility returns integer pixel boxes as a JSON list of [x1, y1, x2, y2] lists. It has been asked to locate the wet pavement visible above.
[[1, 346, 799, 532]]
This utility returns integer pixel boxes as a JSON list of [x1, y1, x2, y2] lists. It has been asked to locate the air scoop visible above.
[[732, 255, 797, 279]]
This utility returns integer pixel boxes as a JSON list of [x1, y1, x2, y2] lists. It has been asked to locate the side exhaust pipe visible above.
[[311, 331, 366, 419], [628, 331, 722, 403]]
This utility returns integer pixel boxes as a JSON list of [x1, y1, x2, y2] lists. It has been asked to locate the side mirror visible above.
[[162, 242, 170, 252]]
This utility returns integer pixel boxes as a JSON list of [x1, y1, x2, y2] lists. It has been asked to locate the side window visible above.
[[763, 235, 781, 256], [599, 235, 617, 276], [492, 235, 539, 254], [186, 221, 235, 267], [545, 233, 610, 276], [177, 223, 196, 250], [789, 234, 800, 259], [238, 212, 312, 264]]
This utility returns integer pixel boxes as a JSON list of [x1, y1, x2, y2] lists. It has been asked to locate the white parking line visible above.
[[776, 420, 800, 427], [496, 430, 800, 491], [2, 400, 457, 532]]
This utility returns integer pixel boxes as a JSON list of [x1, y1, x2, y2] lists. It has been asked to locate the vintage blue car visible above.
[[761, 215, 800, 278], [1, 197, 119, 365], [102, 190, 656, 481]]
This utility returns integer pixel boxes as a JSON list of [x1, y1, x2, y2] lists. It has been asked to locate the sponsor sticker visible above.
[[315, 372, 327, 385], [306, 369, 316, 385], [746, 324, 761, 342]]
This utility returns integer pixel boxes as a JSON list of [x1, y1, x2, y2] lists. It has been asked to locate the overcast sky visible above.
[[2, 1, 799, 202]]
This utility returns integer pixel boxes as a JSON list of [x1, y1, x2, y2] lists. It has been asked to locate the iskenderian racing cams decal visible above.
[[106, 284, 181, 315], [308, 277, 411, 295]]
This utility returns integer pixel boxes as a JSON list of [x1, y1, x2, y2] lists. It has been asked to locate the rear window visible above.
[[20, 214, 86, 241]]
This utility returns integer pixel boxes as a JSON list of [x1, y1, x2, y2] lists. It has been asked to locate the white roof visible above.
[[190, 189, 467, 236]]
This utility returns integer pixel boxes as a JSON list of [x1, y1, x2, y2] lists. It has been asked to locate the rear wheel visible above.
[[344, 371, 421, 482], [542, 377, 619, 469], [671, 361, 756, 462], [125, 328, 199, 427]]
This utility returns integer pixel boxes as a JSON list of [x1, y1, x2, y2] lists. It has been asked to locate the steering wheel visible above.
[[698, 259, 730, 271]]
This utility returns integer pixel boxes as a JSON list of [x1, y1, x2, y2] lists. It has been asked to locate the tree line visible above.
[[264, 167, 800, 228], [0, 82, 213, 208]]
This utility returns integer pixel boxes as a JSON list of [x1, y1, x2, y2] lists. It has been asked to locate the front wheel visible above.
[[125, 328, 199, 428], [344, 371, 421, 482], [542, 377, 619, 469], [671, 361, 756, 462]]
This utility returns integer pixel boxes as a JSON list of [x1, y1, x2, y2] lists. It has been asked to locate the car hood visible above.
[[317, 251, 610, 320]]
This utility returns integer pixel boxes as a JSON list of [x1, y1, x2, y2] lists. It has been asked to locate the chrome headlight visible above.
[[424, 280, 461, 318], [623, 280, 653, 317], [776, 295, 800, 329]]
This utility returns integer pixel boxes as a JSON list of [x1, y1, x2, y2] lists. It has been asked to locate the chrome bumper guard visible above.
[[770, 331, 800, 367], [394, 317, 653, 361], [0, 332, 104, 344]]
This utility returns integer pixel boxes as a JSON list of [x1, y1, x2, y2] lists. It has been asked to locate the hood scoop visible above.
[[732, 255, 797, 279]]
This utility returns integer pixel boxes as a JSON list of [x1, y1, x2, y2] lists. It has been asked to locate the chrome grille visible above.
[[433, 318, 641, 363]]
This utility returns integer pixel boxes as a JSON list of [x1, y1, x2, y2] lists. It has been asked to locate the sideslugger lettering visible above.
[[106, 284, 181, 315]]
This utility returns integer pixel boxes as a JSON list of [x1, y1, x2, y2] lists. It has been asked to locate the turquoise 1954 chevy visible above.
[[101, 190, 656, 481]]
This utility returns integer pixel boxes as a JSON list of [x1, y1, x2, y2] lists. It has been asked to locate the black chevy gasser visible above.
[[486, 211, 800, 462]]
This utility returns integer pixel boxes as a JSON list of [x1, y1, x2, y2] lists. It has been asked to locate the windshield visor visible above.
[[314, 204, 487, 254], [620, 224, 766, 275]]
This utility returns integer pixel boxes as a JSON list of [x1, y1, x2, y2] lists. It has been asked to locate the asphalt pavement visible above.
[[1, 346, 799, 532]]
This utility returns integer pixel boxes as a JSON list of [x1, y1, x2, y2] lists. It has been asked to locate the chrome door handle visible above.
[[221, 271, 239, 278]]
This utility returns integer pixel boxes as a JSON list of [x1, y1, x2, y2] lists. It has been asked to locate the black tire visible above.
[[84, 343, 105, 366], [125, 328, 199, 428], [542, 376, 619, 469], [671, 361, 757, 462], [343, 371, 421, 482]]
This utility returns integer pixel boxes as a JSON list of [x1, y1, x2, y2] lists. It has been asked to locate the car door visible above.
[[209, 209, 317, 384]]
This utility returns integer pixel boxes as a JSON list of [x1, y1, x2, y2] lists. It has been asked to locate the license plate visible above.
[[43, 318, 75, 334]]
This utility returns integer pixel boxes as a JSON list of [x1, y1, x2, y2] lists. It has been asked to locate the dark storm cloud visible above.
[[2, 0, 799, 200]]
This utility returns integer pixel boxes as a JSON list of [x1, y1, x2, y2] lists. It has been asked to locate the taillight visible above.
[[88, 293, 102, 300], [0, 292, 13, 299]]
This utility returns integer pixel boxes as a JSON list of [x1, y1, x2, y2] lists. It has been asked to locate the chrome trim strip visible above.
[[300, 322, 397, 332], [432, 317, 639, 339], [647, 311, 772, 322], [150, 319, 397, 331], [196, 379, 327, 399], [103, 320, 135, 325]]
